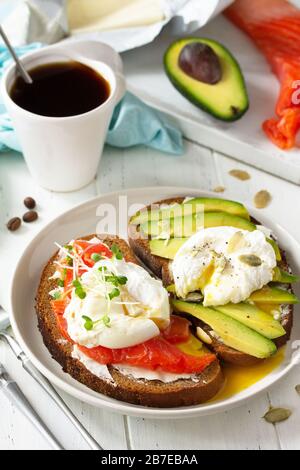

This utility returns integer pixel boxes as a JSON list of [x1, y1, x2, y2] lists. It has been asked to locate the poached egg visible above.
[[64, 257, 170, 349], [171, 227, 276, 307]]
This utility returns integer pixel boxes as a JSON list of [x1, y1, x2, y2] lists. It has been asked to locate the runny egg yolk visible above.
[[171, 227, 276, 306], [195, 261, 215, 291]]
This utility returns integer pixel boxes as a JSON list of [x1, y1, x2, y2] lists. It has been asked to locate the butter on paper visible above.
[[0, 0, 234, 51], [67, 0, 234, 52]]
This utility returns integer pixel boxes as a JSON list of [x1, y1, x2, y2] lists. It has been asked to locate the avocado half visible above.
[[164, 37, 249, 122]]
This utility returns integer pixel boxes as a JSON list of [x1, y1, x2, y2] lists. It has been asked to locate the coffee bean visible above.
[[7, 217, 21, 231], [24, 197, 36, 209], [23, 210, 38, 223]]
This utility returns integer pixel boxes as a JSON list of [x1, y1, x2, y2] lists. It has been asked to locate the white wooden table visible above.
[[1, 139, 300, 450]]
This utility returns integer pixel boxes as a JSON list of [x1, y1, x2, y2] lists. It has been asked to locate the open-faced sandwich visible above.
[[128, 196, 299, 369], [35, 235, 224, 407]]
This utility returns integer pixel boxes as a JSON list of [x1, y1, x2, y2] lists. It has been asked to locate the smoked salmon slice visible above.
[[225, 0, 300, 150]]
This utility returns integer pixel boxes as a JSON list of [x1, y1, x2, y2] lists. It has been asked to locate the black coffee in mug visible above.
[[10, 61, 110, 117]]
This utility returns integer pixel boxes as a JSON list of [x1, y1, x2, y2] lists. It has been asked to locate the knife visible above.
[[0, 362, 63, 450]]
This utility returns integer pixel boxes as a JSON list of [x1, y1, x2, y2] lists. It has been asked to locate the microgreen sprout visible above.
[[50, 289, 62, 300], [82, 314, 111, 331], [91, 253, 102, 262], [105, 274, 127, 287], [108, 287, 120, 300], [82, 315, 93, 331], [98, 266, 108, 273], [66, 256, 73, 266], [73, 278, 86, 299], [64, 244, 73, 252], [102, 314, 111, 328], [57, 267, 67, 288], [111, 244, 123, 260]]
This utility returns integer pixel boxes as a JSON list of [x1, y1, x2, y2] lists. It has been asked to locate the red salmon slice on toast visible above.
[[225, 0, 300, 150]]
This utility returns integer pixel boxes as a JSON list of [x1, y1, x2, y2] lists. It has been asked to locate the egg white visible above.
[[64, 258, 170, 349], [171, 227, 276, 307]]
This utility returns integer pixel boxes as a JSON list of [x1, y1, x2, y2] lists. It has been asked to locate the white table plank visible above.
[[268, 366, 300, 450], [99, 142, 219, 193], [127, 396, 279, 450], [211, 151, 300, 240]]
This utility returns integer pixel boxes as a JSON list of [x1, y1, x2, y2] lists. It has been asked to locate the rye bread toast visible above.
[[128, 198, 294, 366], [35, 235, 224, 407]]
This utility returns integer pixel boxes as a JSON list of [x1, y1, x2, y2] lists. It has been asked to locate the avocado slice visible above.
[[267, 238, 281, 262], [273, 267, 299, 284], [150, 238, 186, 259], [164, 38, 249, 122], [141, 211, 256, 238], [172, 299, 277, 358], [214, 303, 285, 339], [249, 286, 299, 304], [130, 197, 250, 225]]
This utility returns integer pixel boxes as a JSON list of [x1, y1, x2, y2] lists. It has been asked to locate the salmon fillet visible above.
[[225, 0, 300, 150]]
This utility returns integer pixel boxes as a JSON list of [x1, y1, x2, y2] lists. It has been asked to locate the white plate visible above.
[[10, 187, 300, 419]]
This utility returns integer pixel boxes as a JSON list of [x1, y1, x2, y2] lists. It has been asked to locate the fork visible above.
[[0, 361, 63, 450], [0, 330, 103, 450]]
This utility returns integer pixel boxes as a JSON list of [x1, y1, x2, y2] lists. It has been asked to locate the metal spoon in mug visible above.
[[0, 25, 33, 84]]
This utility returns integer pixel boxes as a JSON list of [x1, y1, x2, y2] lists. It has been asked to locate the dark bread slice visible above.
[[128, 198, 294, 366], [35, 235, 224, 408]]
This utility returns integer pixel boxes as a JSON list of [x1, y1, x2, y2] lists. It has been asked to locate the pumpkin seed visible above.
[[254, 190, 271, 209], [239, 254, 262, 266], [229, 169, 251, 181], [263, 407, 292, 424], [184, 292, 203, 303], [213, 186, 226, 193], [295, 384, 300, 395]]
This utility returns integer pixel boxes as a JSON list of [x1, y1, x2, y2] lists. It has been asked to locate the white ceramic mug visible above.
[[1, 41, 126, 192]]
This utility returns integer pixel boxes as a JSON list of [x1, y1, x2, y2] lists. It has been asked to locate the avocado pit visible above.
[[178, 42, 222, 85]]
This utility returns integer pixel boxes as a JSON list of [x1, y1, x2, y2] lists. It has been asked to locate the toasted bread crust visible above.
[[35, 235, 224, 408], [128, 198, 294, 366]]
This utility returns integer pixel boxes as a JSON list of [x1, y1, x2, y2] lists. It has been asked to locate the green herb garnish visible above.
[[73, 278, 86, 299], [117, 275, 127, 285], [105, 274, 127, 286], [64, 244, 73, 252], [57, 279, 64, 288], [98, 266, 108, 273], [111, 244, 123, 260], [50, 289, 62, 300], [102, 314, 111, 328], [91, 253, 102, 262], [66, 256, 73, 266], [82, 314, 111, 331], [82, 315, 93, 331], [108, 287, 120, 300]]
